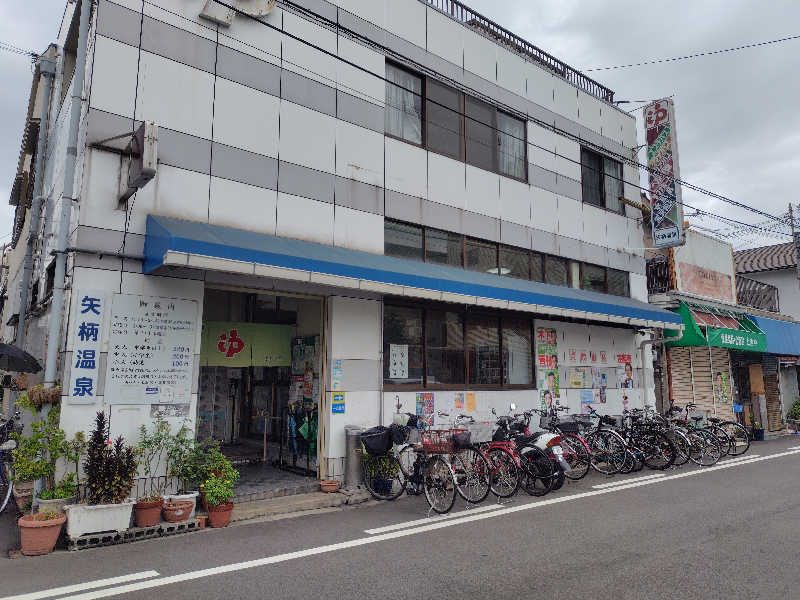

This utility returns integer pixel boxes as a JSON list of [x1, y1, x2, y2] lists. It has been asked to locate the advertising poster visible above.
[[416, 392, 435, 426], [466, 392, 476, 412], [580, 389, 595, 413], [617, 364, 637, 389], [536, 327, 559, 405], [389, 344, 409, 379], [454, 392, 464, 410], [714, 371, 730, 404]]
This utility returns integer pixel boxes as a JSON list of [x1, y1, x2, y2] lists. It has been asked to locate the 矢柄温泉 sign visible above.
[[645, 99, 685, 248]]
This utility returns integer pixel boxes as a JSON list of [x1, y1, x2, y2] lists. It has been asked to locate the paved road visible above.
[[2, 436, 799, 600]]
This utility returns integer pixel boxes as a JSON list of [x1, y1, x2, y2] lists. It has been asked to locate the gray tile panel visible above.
[[336, 7, 385, 46], [141, 14, 217, 74], [385, 190, 423, 224], [159, 127, 212, 174], [532, 230, 557, 255], [463, 210, 500, 242], [527, 102, 557, 128], [85, 108, 137, 148], [288, 0, 338, 22], [554, 115, 580, 139], [528, 164, 558, 194], [556, 235, 581, 261], [335, 177, 384, 215], [211, 143, 278, 190], [217, 45, 281, 97], [608, 249, 631, 271], [383, 32, 428, 67], [97, 0, 142, 48], [278, 161, 335, 204], [336, 91, 384, 133], [553, 174, 582, 202], [281, 69, 336, 118], [421, 52, 464, 84], [461, 70, 499, 104], [422, 199, 463, 234], [500, 221, 531, 249], [630, 256, 646, 276]]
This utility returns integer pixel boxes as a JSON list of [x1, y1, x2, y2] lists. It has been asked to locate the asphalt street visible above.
[[2, 436, 799, 600]]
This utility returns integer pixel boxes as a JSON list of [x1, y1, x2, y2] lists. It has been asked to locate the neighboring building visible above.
[[734, 242, 798, 320], [647, 229, 800, 435], [6, 0, 681, 487]]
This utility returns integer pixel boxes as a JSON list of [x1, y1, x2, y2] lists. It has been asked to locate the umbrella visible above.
[[0, 344, 42, 373]]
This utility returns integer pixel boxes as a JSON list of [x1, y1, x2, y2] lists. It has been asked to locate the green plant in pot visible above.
[[198, 444, 239, 528], [166, 429, 204, 520], [134, 414, 171, 527]]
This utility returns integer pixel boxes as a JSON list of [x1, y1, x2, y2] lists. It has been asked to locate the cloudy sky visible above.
[[0, 0, 798, 248]]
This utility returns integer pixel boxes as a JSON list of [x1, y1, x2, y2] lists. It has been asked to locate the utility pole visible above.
[[790, 203, 800, 285]]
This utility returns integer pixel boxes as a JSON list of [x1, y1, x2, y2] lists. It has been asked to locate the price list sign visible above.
[[105, 294, 197, 405]]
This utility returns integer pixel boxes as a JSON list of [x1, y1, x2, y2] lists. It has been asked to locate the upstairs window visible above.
[[426, 79, 464, 160], [497, 112, 526, 180], [385, 64, 422, 145], [581, 148, 624, 213], [385, 221, 423, 261]]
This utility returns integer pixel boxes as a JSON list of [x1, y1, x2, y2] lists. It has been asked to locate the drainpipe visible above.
[[43, 0, 92, 388], [639, 330, 682, 411], [16, 54, 57, 350]]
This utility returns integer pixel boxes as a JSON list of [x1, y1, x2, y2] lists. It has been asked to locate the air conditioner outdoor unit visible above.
[[200, 0, 275, 26], [119, 121, 157, 205]]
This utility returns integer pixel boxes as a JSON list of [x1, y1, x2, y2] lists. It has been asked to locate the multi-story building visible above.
[[5, 0, 682, 486]]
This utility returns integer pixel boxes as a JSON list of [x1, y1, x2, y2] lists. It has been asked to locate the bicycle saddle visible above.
[[708, 417, 721, 424]]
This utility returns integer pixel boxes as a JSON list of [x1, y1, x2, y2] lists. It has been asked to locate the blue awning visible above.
[[748, 315, 800, 356], [144, 215, 683, 329]]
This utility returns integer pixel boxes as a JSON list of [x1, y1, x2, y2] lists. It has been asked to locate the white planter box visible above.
[[64, 499, 135, 539], [167, 492, 199, 519]]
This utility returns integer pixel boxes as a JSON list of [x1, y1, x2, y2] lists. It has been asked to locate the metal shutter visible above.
[[763, 356, 783, 431]]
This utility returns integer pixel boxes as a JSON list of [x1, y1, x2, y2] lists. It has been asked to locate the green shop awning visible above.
[[665, 302, 766, 352]]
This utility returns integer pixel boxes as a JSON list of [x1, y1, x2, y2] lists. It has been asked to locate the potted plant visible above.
[[133, 415, 173, 527], [37, 473, 78, 515], [198, 445, 239, 528], [751, 419, 764, 441], [64, 412, 138, 539], [165, 423, 200, 519], [18, 510, 67, 556]]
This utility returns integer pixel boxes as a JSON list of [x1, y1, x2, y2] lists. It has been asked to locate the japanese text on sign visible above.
[[68, 291, 106, 404]]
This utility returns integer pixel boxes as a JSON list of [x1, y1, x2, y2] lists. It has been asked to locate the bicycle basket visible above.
[[421, 429, 464, 454], [600, 415, 618, 427], [539, 415, 555, 430], [556, 420, 582, 434], [361, 426, 392, 455]]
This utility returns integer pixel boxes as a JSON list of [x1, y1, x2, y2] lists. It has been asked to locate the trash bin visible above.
[[344, 425, 364, 490]]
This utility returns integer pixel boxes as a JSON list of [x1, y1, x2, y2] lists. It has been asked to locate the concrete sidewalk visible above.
[[231, 488, 371, 524]]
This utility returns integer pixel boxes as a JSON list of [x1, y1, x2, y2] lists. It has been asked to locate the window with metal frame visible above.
[[385, 63, 423, 145], [581, 147, 624, 214]]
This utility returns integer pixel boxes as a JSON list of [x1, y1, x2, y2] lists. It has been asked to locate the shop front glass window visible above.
[[466, 315, 501, 385], [426, 310, 465, 385], [383, 305, 424, 386]]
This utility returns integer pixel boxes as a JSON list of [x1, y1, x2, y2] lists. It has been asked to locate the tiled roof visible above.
[[734, 241, 796, 274]]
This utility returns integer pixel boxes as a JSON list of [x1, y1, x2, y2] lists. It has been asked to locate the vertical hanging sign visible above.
[[644, 98, 685, 248], [68, 291, 106, 404]]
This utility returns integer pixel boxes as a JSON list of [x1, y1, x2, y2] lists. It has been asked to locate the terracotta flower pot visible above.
[[162, 501, 193, 523], [13, 481, 35, 512], [319, 479, 341, 493], [134, 498, 163, 528], [18, 512, 66, 556], [206, 502, 234, 528]]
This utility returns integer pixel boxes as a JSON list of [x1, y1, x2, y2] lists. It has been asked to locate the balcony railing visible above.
[[424, 0, 615, 102], [646, 257, 671, 295], [736, 276, 779, 313]]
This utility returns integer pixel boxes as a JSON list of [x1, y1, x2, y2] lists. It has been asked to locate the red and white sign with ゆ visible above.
[[218, 329, 245, 358]]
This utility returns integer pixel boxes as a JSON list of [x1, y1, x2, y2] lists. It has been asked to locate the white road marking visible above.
[[719, 454, 760, 463], [24, 448, 800, 600], [364, 503, 503, 534], [0, 571, 160, 600], [591, 473, 665, 489]]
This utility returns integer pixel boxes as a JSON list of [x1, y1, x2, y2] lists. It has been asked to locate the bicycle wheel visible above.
[[423, 456, 457, 514], [707, 425, 732, 457], [687, 431, 721, 467], [0, 465, 10, 515], [586, 430, 625, 475], [560, 434, 591, 480], [487, 447, 522, 498], [639, 430, 676, 470], [668, 429, 691, 466], [451, 447, 490, 504], [397, 446, 423, 496], [721, 421, 751, 456], [619, 447, 637, 474], [519, 445, 554, 497], [362, 453, 406, 501]]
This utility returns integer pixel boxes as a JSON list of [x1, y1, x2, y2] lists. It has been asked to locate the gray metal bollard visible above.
[[344, 425, 364, 490]]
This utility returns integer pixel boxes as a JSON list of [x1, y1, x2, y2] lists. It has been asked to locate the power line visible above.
[[585, 33, 800, 72], [0, 39, 37, 58]]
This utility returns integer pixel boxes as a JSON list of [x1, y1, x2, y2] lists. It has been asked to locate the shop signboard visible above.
[[644, 98, 685, 248], [201, 322, 294, 367], [536, 327, 559, 408], [68, 290, 106, 405], [331, 392, 345, 414], [706, 327, 766, 352]]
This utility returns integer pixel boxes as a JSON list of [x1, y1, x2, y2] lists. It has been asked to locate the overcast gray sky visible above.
[[1, 0, 798, 248]]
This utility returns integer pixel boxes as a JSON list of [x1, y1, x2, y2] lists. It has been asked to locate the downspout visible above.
[[639, 330, 682, 410], [44, 0, 92, 388], [16, 55, 57, 350]]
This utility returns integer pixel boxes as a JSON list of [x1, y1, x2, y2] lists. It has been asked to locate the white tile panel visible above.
[[152, 165, 210, 224], [384, 0, 426, 48], [426, 7, 463, 67], [628, 218, 645, 256], [213, 78, 280, 158], [553, 78, 578, 121], [605, 211, 629, 251], [531, 187, 557, 234], [217, 7, 282, 64], [528, 122, 557, 171], [623, 163, 639, 202], [337, 37, 385, 106], [336, 121, 384, 186], [581, 204, 607, 247], [80, 150, 126, 231], [463, 31, 497, 82], [622, 115, 638, 149], [333, 205, 384, 253], [385, 137, 427, 199], [554, 136, 581, 180], [277, 192, 335, 245], [143, 0, 220, 42], [577, 90, 602, 134], [428, 152, 466, 210], [338, 0, 386, 28], [496, 48, 527, 98], [89, 36, 138, 118], [330, 296, 381, 360], [524, 63, 555, 112], [135, 51, 215, 139], [553, 156, 580, 181], [464, 165, 499, 217], [209, 176, 277, 235], [601, 106, 623, 145], [556, 194, 583, 240], [630, 273, 647, 302], [279, 101, 336, 174], [282, 12, 337, 86], [499, 177, 530, 227]]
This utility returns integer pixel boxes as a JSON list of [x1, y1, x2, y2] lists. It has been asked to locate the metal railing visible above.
[[646, 257, 671, 295], [424, 0, 615, 102], [736, 276, 779, 313]]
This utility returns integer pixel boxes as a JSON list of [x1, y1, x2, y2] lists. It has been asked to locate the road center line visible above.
[[591, 473, 665, 489], [364, 503, 503, 534], [20, 448, 800, 600], [0, 571, 160, 600]]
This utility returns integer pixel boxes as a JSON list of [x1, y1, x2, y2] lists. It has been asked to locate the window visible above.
[[530, 252, 544, 282], [581, 148, 623, 213], [425, 229, 463, 267], [385, 64, 422, 145], [426, 78, 464, 160], [582, 263, 607, 293], [569, 260, 581, 289], [466, 238, 498, 274], [383, 305, 424, 386], [500, 245, 529, 279], [426, 310, 464, 385], [497, 112, 526, 180], [385, 221, 423, 261], [466, 315, 500, 385], [465, 96, 496, 172], [502, 317, 533, 385], [608, 268, 630, 297], [545, 255, 568, 287], [44, 261, 56, 298]]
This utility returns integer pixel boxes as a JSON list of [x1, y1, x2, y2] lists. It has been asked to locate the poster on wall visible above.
[[68, 290, 106, 405], [466, 392, 476, 412], [536, 328, 559, 407], [580, 389, 595, 413], [416, 392, 434, 426], [616, 364, 637, 389], [567, 367, 591, 389], [714, 371, 730, 404], [454, 392, 464, 410], [389, 344, 409, 379], [202, 322, 294, 367], [105, 294, 197, 405]]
